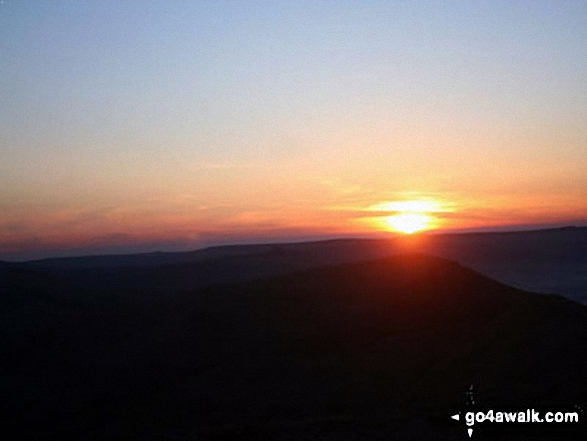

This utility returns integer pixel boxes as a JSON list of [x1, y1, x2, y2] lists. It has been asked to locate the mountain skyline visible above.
[[4, 226, 586, 306]]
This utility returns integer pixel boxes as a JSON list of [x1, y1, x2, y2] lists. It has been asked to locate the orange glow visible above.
[[369, 200, 444, 213], [2, 188, 587, 259]]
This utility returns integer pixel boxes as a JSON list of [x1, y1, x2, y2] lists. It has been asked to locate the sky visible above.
[[1, 1, 587, 260]]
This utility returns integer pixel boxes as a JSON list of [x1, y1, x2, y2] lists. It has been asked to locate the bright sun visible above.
[[384, 213, 431, 234], [368, 198, 448, 235]]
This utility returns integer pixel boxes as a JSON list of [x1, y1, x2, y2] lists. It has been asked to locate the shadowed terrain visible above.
[[1, 252, 586, 439], [19, 226, 587, 304]]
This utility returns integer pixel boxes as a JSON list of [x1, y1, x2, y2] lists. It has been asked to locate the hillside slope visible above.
[[2, 255, 586, 439]]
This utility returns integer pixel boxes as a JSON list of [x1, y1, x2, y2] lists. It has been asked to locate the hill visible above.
[[1, 254, 585, 439], [20, 226, 587, 304]]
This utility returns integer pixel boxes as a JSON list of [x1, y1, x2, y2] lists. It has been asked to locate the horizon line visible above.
[[1, 223, 584, 263]]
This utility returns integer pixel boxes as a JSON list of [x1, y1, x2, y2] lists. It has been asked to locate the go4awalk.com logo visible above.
[[449, 385, 584, 438]]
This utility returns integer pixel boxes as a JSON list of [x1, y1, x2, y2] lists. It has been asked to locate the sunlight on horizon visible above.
[[1, 1, 586, 258], [366, 198, 450, 234], [384, 213, 432, 234]]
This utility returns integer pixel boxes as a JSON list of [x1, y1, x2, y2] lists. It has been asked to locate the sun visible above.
[[366, 198, 450, 235], [383, 213, 431, 234]]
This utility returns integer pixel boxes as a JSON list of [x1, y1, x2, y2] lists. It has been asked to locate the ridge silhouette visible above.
[[1, 254, 585, 439]]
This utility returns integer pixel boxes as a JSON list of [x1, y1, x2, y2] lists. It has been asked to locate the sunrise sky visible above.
[[1, 1, 587, 260]]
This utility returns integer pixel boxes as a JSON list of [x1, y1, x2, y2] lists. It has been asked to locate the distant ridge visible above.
[[8, 225, 586, 264], [16, 226, 587, 304]]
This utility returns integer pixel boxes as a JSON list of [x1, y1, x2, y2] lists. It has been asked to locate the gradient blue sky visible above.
[[1, 1, 587, 260]]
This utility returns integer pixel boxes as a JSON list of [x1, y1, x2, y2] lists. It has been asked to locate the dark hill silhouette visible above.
[[1, 254, 585, 439], [20, 226, 587, 304]]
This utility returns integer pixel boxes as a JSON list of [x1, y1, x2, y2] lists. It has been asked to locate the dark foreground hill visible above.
[[1, 255, 586, 439]]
